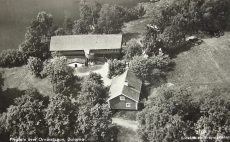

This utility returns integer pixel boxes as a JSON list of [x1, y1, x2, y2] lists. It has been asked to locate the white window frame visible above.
[[120, 96, 125, 101], [126, 103, 131, 108]]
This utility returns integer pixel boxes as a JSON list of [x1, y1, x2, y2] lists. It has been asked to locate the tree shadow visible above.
[[166, 43, 194, 58], [123, 33, 141, 43], [1, 88, 25, 112], [168, 62, 176, 72], [139, 77, 168, 110]]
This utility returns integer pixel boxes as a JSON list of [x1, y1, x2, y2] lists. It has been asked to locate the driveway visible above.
[[112, 117, 138, 131], [74, 62, 112, 86]]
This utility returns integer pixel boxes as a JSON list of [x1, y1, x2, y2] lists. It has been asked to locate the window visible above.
[[126, 103, 131, 108], [120, 96, 125, 101]]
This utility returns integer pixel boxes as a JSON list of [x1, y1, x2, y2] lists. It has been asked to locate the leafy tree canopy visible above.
[[129, 53, 171, 82], [41, 56, 80, 96], [123, 40, 143, 60], [108, 59, 126, 79], [78, 73, 107, 106], [27, 56, 43, 77], [137, 84, 230, 142], [19, 12, 55, 60], [0, 49, 26, 68], [45, 94, 78, 139], [0, 73, 4, 113], [97, 4, 127, 34], [63, 11, 73, 35], [3, 88, 48, 139]]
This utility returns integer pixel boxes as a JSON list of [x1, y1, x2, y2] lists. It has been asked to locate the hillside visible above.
[[168, 32, 230, 85], [122, 8, 230, 87], [0, 66, 54, 96]]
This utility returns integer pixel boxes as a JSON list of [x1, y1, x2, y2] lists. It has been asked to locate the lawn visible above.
[[167, 32, 230, 85], [76, 65, 102, 73], [116, 126, 139, 142], [0, 66, 54, 96]]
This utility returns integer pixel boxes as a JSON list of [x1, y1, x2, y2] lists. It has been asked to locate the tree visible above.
[[137, 85, 198, 142], [19, 12, 54, 60], [195, 96, 230, 141], [79, 0, 102, 26], [126, 4, 145, 21], [97, 4, 127, 34], [0, 112, 9, 142], [55, 28, 65, 36], [4, 88, 48, 139], [77, 104, 112, 142], [0, 49, 26, 67], [197, 0, 230, 32], [123, 40, 143, 60], [73, 0, 102, 34], [0, 73, 4, 113], [75, 72, 113, 141], [78, 73, 107, 106], [45, 94, 78, 140], [41, 56, 80, 96], [63, 11, 73, 35], [108, 59, 126, 79], [158, 25, 186, 51], [129, 54, 170, 82], [27, 56, 43, 77], [137, 83, 230, 142], [72, 19, 89, 34]]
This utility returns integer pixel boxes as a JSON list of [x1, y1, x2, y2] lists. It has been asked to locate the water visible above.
[[0, 0, 149, 51]]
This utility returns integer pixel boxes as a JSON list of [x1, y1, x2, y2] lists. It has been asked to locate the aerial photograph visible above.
[[0, 0, 230, 142]]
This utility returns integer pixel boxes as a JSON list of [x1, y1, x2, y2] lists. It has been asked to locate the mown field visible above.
[[167, 32, 230, 85]]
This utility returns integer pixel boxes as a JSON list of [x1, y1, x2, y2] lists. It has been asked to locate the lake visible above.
[[0, 0, 149, 52]]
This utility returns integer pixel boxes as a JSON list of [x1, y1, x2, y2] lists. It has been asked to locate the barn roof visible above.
[[108, 69, 142, 102], [50, 34, 122, 51]]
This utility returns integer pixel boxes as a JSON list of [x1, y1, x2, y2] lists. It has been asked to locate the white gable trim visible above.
[[107, 94, 138, 102]]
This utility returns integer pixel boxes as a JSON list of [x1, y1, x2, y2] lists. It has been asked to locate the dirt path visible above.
[[112, 117, 138, 131]]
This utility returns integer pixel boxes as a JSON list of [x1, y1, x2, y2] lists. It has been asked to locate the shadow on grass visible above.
[[112, 125, 139, 142], [76, 65, 102, 73], [112, 110, 138, 121], [123, 33, 141, 43], [1, 88, 25, 112], [166, 43, 194, 58], [168, 62, 176, 72]]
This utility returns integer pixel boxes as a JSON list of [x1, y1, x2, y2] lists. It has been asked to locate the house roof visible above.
[[108, 69, 142, 102], [50, 34, 123, 51]]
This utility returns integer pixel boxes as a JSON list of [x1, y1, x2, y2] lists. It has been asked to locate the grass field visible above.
[[0, 66, 54, 96], [167, 32, 230, 85]]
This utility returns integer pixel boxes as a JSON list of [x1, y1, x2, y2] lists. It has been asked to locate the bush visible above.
[[129, 53, 170, 82], [27, 57, 43, 77], [123, 40, 143, 60], [0, 49, 26, 67], [108, 59, 126, 79]]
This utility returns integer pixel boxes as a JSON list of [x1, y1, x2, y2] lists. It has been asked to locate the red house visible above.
[[108, 70, 142, 110]]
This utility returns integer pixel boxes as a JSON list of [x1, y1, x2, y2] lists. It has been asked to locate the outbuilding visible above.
[[50, 34, 123, 60]]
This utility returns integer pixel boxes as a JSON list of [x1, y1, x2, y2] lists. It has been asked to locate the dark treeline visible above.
[[0, 0, 145, 68], [143, 0, 230, 53]]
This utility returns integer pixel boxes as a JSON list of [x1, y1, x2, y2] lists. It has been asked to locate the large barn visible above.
[[50, 34, 123, 60], [108, 70, 142, 110]]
